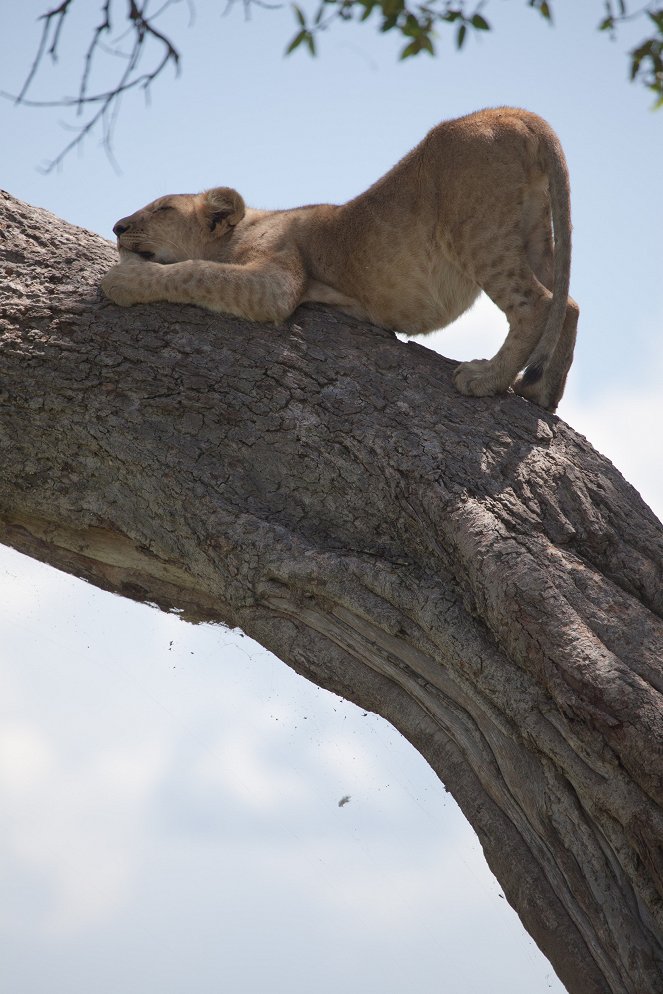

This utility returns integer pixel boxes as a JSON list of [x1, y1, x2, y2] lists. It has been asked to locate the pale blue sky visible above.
[[1, 2, 661, 993]]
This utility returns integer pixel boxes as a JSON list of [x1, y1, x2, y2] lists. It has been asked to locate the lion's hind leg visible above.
[[451, 228, 553, 402]]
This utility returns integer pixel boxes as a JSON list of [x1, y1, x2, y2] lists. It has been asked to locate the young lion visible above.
[[102, 106, 579, 411]]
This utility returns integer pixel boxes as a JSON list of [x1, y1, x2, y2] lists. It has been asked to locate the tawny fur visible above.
[[102, 107, 579, 411]]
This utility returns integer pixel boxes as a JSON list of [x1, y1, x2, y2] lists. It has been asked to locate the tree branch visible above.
[[1, 190, 662, 994]]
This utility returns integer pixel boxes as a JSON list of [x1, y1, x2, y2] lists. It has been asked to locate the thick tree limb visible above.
[[1, 190, 662, 994]]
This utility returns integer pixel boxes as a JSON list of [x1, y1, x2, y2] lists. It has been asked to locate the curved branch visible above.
[[1, 191, 662, 994]]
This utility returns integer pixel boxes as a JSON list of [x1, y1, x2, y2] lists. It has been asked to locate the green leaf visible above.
[[306, 31, 316, 55], [629, 43, 647, 80], [381, 0, 405, 17], [456, 22, 466, 48], [530, 0, 552, 20], [400, 39, 420, 59], [471, 14, 490, 30], [285, 29, 307, 53], [292, 4, 306, 27], [599, 16, 614, 31]]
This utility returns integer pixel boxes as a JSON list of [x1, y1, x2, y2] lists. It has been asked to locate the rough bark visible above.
[[1, 189, 662, 994]]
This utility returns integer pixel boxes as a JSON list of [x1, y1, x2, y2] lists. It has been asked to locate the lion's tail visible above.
[[518, 125, 572, 387]]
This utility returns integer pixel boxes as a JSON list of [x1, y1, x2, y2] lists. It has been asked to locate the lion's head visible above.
[[112, 187, 246, 264]]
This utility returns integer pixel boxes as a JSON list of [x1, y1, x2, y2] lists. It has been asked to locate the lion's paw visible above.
[[101, 259, 155, 307], [452, 359, 503, 398]]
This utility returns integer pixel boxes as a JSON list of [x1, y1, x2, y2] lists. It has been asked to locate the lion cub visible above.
[[102, 106, 578, 411]]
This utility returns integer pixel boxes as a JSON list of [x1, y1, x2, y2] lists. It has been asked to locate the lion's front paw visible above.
[[101, 260, 154, 307], [452, 359, 505, 398]]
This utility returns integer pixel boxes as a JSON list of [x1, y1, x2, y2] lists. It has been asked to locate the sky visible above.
[[0, 2, 661, 992]]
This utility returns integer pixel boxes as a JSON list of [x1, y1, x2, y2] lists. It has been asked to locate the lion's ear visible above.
[[202, 187, 246, 234]]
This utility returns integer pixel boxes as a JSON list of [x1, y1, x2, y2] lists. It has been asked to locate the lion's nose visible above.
[[113, 219, 131, 236]]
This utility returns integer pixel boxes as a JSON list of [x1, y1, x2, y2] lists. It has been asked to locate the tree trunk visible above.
[[1, 189, 662, 994]]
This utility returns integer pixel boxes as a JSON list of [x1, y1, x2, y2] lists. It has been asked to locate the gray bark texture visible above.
[[1, 190, 662, 994]]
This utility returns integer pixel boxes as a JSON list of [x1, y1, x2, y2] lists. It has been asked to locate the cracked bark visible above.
[[1, 190, 662, 994]]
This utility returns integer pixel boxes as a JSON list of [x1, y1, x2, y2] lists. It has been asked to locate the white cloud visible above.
[[195, 729, 308, 811], [315, 732, 384, 791], [0, 722, 54, 797], [0, 726, 164, 937], [561, 335, 663, 522]]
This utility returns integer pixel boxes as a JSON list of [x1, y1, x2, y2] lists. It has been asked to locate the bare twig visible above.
[[5, 0, 183, 170], [16, 0, 75, 103], [78, 1, 112, 112]]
